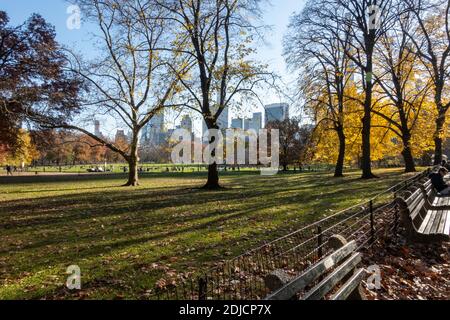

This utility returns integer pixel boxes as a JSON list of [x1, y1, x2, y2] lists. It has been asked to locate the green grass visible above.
[[0, 168, 420, 299], [3, 163, 332, 174]]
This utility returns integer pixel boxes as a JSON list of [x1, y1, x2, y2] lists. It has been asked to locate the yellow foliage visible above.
[[1, 130, 39, 166]]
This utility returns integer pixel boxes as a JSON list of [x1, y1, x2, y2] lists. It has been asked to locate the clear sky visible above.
[[1, 0, 306, 134]]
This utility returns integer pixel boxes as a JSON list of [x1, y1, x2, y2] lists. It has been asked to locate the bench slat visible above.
[[418, 211, 433, 234], [434, 197, 449, 207], [424, 211, 438, 235], [265, 241, 357, 301], [430, 210, 443, 234], [303, 252, 362, 301], [410, 200, 425, 220], [424, 211, 439, 234], [437, 210, 448, 234], [406, 189, 422, 206], [407, 191, 423, 208], [444, 212, 450, 236], [331, 268, 366, 301]]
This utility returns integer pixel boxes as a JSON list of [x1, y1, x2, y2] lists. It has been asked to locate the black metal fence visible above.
[[153, 169, 431, 300]]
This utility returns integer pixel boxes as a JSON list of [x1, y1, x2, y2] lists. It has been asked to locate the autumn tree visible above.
[[266, 118, 311, 171], [403, 0, 450, 164], [285, 1, 354, 177], [316, 0, 399, 178], [1, 129, 39, 167], [0, 11, 82, 155], [371, 10, 433, 172], [157, 0, 271, 189], [45, 0, 190, 186]]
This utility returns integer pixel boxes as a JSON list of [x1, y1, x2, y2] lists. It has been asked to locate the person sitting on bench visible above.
[[430, 167, 450, 196]]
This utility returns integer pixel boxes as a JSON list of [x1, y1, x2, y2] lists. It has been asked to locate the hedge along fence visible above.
[[153, 169, 432, 300]]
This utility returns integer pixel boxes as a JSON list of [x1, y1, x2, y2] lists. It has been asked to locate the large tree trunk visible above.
[[401, 133, 416, 173], [125, 158, 139, 186], [203, 126, 222, 190], [361, 105, 375, 179], [124, 138, 139, 187], [335, 127, 346, 178], [361, 62, 376, 179], [433, 112, 446, 165], [204, 163, 220, 189]]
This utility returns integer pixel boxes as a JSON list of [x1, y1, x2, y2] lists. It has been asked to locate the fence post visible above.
[[394, 203, 399, 236], [317, 225, 323, 259], [369, 200, 375, 245], [198, 276, 207, 300]]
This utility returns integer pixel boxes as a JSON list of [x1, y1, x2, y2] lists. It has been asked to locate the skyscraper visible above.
[[181, 115, 193, 134], [250, 112, 263, 131], [243, 118, 251, 131], [264, 103, 289, 126], [142, 110, 166, 146], [231, 118, 244, 129], [94, 120, 102, 137]]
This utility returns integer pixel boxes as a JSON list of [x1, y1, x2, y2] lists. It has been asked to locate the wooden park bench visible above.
[[416, 179, 450, 208], [395, 183, 450, 243], [265, 237, 366, 301]]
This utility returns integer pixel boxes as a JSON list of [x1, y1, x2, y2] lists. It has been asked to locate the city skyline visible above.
[[2, 0, 306, 136]]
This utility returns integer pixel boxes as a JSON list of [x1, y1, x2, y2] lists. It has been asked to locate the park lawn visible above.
[[0, 168, 420, 300]]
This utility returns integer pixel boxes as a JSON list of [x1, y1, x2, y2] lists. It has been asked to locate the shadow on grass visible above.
[[0, 168, 412, 298]]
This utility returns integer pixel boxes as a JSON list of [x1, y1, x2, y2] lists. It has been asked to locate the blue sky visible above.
[[1, 0, 306, 133]]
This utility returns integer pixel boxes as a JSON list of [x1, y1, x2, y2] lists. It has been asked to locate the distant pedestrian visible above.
[[6, 165, 12, 176]]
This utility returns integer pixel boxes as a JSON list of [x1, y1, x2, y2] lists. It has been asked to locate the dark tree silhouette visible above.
[[0, 11, 82, 156]]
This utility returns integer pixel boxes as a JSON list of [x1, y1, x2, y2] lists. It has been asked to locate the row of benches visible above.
[[265, 236, 366, 301], [264, 171, 449, 301], [395, 176, 450, 243]]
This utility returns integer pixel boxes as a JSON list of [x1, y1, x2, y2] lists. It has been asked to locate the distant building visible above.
[[264, 103, 289, 126], [230, 112, 263, 132], [243, 118, 251, 131], [181, 115, 193, 134], [115, 129, 127, 144], [231, 118, 244, 129], [250, 112, 263, 132], [94, 120, 102, 137], [218, 106, 229, 130], [141, 111, 166, 146]]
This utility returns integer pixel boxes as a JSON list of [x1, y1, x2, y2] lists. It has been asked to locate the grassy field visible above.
[[0, 168, 420, 299], [1, 163, 333, 174]]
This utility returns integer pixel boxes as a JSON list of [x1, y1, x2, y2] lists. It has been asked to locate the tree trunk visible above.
[[401, 134, 416, 173], [124, 138, 139, 187], [433, 113, 446, 165], [204, 163, 221, 189], [334, 127, 346, 178], [361, 65, 376, 179], [203, 123, 222, 190], [361, 110, 375, 178], [124, 157, 139, 186]]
